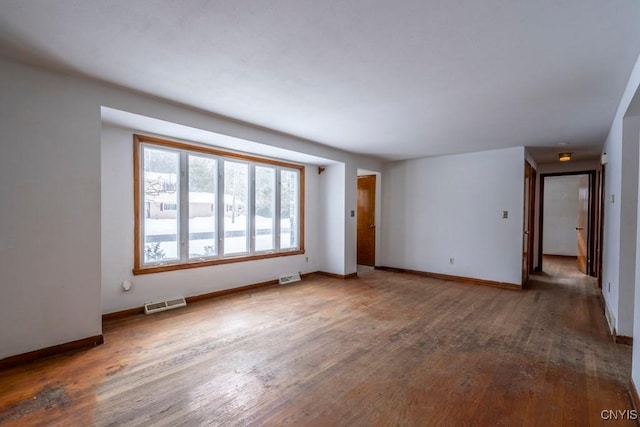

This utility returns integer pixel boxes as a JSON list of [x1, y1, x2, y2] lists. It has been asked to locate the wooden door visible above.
[[577, 175, 589, 273], [357, 175, 376, 266], [522, 162, 534, 285]]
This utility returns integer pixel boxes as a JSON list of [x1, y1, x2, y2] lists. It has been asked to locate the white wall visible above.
[[603, 119, 623, 332], [601, 101, 640, 340], [380, 147, 525, 285], [344, 162, 358, 275], [542, 175, 582, 256], [0, 62, 102, 358], [319, 163, 346, 275], [597, 51, 640, 386], [619, 115, 640, 337], [0, 57, 382, 359]]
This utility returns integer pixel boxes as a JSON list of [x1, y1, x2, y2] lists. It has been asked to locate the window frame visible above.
[[133, 134, 305, 275]]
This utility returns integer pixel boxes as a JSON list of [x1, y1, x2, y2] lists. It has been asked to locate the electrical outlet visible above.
[[305, 256, 309, 263], [502, 210, 509, 219], [449, 258, 455, 265]]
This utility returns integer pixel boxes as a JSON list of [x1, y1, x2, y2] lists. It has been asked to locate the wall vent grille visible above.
[[144, 297, 187, 314], [279, 273, 302, 285]]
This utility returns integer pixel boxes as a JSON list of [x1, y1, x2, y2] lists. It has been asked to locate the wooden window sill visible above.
[[133, 249, 305, 275]]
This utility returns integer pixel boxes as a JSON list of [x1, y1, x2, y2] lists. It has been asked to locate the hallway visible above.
[[539, 255, 591, 280], [524, 255, 633, 423]]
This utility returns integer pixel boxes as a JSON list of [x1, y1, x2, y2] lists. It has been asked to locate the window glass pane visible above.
[[137, 137, 304, 271], [255, 166, 276, 251], [188, 155, 217, 259], [143, 147, 179, 263], [224, 160, 249, 254], [280, 169, 299, 249]]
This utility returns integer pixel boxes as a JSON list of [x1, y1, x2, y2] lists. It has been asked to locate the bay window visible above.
[[134, 135, 304, 275]]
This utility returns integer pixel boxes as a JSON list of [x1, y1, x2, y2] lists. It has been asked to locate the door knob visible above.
[[576, 227, 584, 230], [370, 225, 376, 229]]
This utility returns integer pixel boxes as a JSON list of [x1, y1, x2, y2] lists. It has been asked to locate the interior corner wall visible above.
[[100, 124, 322, 314], [380, 146, 524, 285], [525, 149, 538, 170], [634, 114, 640, 382], [319, 163, 346, 275], [0, 60, 102, 358]]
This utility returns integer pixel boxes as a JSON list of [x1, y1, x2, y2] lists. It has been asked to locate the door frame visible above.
[[537, 170, 597, 275], [522, 161, 536, 285], [356, 172, 380, 267], [595, 164, 606, 288]]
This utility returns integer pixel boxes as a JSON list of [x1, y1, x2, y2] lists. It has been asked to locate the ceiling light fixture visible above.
[[558, 152, 572, 162]]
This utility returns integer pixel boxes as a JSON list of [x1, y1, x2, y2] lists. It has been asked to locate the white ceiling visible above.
[[1, 1, 639, 162]]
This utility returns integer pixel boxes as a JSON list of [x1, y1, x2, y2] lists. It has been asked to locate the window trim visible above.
[[133, 134, 305, 275]]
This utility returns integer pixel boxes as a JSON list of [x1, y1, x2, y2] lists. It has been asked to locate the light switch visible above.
[[350, 210, 355, 217], [610, 194, 615, 204]]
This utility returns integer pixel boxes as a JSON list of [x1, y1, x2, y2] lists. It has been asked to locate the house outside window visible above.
[[134, 134, 304, 274]]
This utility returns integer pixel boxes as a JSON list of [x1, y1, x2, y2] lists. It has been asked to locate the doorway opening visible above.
[[522, 161, 536, 285], [537, 171, 597, 277]]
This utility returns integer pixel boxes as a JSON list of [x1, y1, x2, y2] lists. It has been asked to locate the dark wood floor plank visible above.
[[0, 257, 633, 426]]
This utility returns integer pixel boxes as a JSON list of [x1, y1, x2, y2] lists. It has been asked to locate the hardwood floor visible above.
[[0, 259, 633, 426]]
